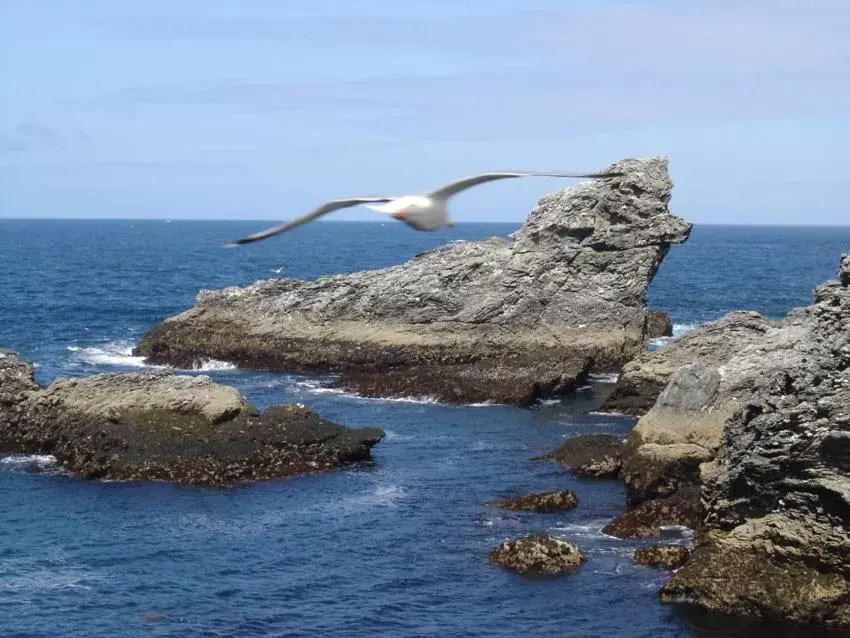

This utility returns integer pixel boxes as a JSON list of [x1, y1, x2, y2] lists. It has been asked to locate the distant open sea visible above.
[[2, 220, 849, 638]]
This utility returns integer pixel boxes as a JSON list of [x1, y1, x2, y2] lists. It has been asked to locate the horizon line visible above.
[[1, 218, 850, 229]]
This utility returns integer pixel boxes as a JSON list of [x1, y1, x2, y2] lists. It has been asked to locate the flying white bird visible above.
[[224, 170, 622, 246]]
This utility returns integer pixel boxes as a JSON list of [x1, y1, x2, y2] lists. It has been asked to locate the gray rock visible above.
[[651, 253, 850, 627], [134, 157, 692, 405], [0, 353, 383, 486], [600, 311, 773, 416]]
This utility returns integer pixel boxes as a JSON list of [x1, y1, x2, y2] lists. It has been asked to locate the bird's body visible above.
[[225, 170, 621, 246]]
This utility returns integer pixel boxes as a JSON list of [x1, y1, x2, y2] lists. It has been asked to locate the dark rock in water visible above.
[[489, 533, 586, 575], [134, 157, 692, 405], [0, 356, 383, 486], [491, 490, 578, 513], [600, 311, 772, 416], [645, 311, 673, 338], [603, 488, 702, 539], [534, 434, 624, 478], [337, 357, 591, 405], [636, 253, 850, 627], [634, 545, 690, 570]]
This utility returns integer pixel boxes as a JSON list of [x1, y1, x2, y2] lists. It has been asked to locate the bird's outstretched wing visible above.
[[223, 196, 395, 246], [428, 171, 624, 200]]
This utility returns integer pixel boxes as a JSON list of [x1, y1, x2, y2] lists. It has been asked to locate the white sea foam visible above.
[[193, 358, 237, 372], [67, 340, 151, 368], [588, 372, 619, 384], [0, 454, 58, 473], [673, 322, 698, 337]]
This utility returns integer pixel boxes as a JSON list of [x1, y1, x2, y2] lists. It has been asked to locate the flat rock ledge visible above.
[[534, 434, 625, 478], [134, 156, 691, 405], [0, 352, 383, 486], [491, 490, 578, 513], [489, 534, 586, 575], [634, 545, 690, 570]]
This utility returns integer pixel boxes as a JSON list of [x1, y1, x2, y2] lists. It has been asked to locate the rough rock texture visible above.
[[533, 434, 624, 478], [489, 534, 586, 575], [603, 488, 703, 539], [650, 254, 850, 627], [491, 490, 578, 513], [645, 311, 673, 339], [600, 312, 772, 416], [634, 545, 690, 570], [618, 311, 778, 507], [134, 157, 692, 405], [0, 354, 383, 486]]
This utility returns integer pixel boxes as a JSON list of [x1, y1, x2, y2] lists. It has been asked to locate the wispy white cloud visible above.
[[0, 121, 90, 152]]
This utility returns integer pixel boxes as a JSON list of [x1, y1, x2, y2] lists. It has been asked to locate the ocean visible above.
[[2, 220, 849, 637]]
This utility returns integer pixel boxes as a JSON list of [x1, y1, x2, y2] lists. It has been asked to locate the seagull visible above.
[[224, 170, 622, 246]]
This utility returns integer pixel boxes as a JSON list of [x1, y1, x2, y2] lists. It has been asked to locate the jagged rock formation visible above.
[[0, 353, 383, 486], [489, 534, 586, 575], [491, 490, 578, 513], [601, 255, 850, 627], [134, 157, 691, 405]]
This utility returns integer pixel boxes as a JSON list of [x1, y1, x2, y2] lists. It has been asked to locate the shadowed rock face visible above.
[[0, 354, 383, 486], [533, 434, 625, 478], [615, 254, 850, 627], [134, 157, 691, 405]]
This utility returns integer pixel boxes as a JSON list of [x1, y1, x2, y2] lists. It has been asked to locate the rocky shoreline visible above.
[[134, 156, 691, 405], [0, 352, 383, 486], [491, 253, 849, 628]]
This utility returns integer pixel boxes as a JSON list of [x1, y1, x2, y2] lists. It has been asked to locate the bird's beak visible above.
[[391, 210, 410, 221]]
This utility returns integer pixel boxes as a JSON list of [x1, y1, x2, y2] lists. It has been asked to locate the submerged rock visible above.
[[0, 356, 383, 486], [534, 434, 624, 478], [634, 545, 690, 570], [489, 533, 586, 575], [491, 490, 578, 513], [134, 157, 691, 405]]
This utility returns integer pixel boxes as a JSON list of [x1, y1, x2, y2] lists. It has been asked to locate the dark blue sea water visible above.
[[1, 221, 849, 638]]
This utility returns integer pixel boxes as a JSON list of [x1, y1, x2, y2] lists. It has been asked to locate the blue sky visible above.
[[1, 0, 848, 224]]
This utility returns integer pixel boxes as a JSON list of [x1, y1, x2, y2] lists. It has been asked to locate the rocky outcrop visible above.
[[603, 487, 703, 539], [491, 490, 578, 513], [134, 157, 691, 405], [618, 311, 780, 507], [0, 352, 383, 486], [533, 434, 624, 478], [600, 312, 773, 416], [489, 534, 586, 575], [618, 254, 850, 627], [634, 545, 690, 570], [645, 311, 673, 339]]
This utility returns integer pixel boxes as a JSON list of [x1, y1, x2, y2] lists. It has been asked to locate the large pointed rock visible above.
[[135, 157, 691, 404]]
